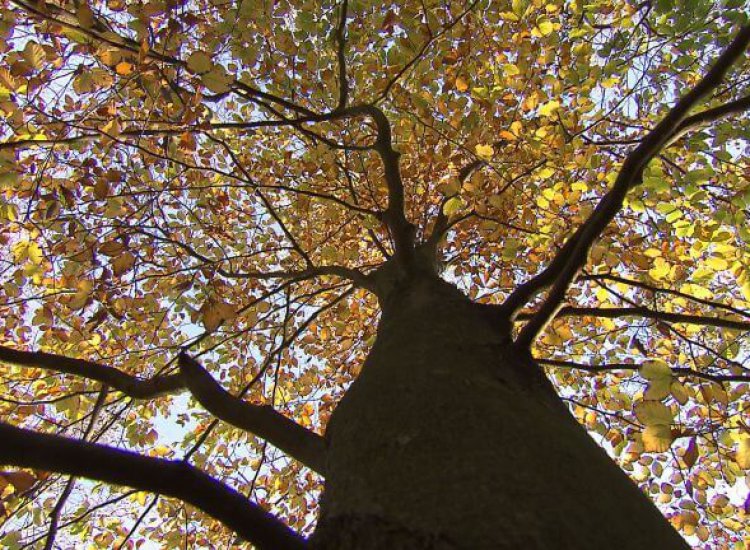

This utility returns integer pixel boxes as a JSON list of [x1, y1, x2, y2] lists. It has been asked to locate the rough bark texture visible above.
[[312, 275, 688, 549]]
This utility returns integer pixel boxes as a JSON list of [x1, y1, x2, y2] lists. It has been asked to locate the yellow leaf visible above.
[[737, 437, 750, 469], [443, 196, 464, 217], [187, 51, 213, 75], [22, 42, 45, 70], [536, 19, 554, 36], [475, 144, 494, 160], [115, 61, 134, 75], [0, 68, 17, 91], [98, 49, 122, 66], [537, 166, 555, 179], [69, 280, 93, 310], [503, 64, 520, 77], [152, 445, 171, 457], [634, 400, 673, 426], [645, 377, 672, 400], [639, 359, 672, 381], [705, 256, 728, 271], [642, 424, 673, 452], [455, 76, 469, 92], [538, 100, 560, 117], [101, 118, 121, 137], [671, 381, 689, 405], [12, 241, 43, 264]]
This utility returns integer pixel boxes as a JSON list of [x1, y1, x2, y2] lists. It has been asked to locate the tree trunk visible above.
[[312, 275, 688, 549]]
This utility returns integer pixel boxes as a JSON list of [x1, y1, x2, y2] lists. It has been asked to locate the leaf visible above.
[[442, 196, 464, 217], [77, 3, 95, 28], [538, 100, 560, 117], [639, 359, 672, 381], [536, 19, 554, 36], [99, 240, 125, 256], [634, 400, 673, 426], [642, 424, 673, 452], [737, 437, 750, 469], [200, 299, 235, 331], [475, 144, 494, 160], [22, 41, 45, 70], [151, 445, 172, 457], [683, 437, 698, 468], [455, 76, 469, 92], [1, 471, 35, 493], [69, 280, 93, 310], [201, 66, 232, 94], [98, 49, 122, 66], [112, 252, 135, 275], [705, 256, 728, 270], [94, 180, 110, 200], [115, 61, 134, 75], [503, 64, 520, 77], [101, 118, 121, 137], [187, 51, 213, 74], [0, 68, 16, 91], [12, 241, 43, 264], [670, 381, 689, 405], [644, 377, 672, 400]]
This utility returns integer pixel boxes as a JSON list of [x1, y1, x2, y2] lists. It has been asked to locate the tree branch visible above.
[[178, 354, 327, 475], [0, 345, 329, 473], [579, 272, 750, 319], [335, 0, 349, 109], [515, 305, 750, 332], [512, 24, 750, 349], [537, 358, 750, 383], [44, 387, 108, 550], [0, 346, 184, 399], [344, 105, 415, 260], [0, 423, 306, 550]]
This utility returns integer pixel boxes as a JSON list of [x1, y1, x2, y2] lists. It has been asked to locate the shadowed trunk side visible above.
[[313, 275, 687, 549]]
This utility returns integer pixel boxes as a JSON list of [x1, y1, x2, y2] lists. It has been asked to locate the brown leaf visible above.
[[1, 471, 36, 493]]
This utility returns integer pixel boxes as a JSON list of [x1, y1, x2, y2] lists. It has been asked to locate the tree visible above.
[[0, 0, 750, 546]]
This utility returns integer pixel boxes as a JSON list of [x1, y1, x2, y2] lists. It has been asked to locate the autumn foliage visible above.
[[1, 0, 750, 547]]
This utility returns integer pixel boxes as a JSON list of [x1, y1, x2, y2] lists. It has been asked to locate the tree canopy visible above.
[[1, 0, 750, 547]]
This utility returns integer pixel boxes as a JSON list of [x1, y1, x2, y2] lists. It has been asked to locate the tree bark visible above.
[[312, 275, 688, 549]]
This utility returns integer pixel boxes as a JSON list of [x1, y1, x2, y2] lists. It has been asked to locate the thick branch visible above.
[[1, 345, 328, 472], [178, 354, 327, 475], [0, 422, 306, 549], [344, 105, 414, 259], [512, 25, 750, 348], [515, 305, 750, 332], [0, 345, 183, 399]]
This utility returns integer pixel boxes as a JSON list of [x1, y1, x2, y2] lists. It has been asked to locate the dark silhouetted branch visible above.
[[0, 422, 306, 550], [538, 358, 750, 383], [515, 305, 750, 332], [178, 354, 327, 474], [512, 25, 750, 348], [0, 346, 184, 399]]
